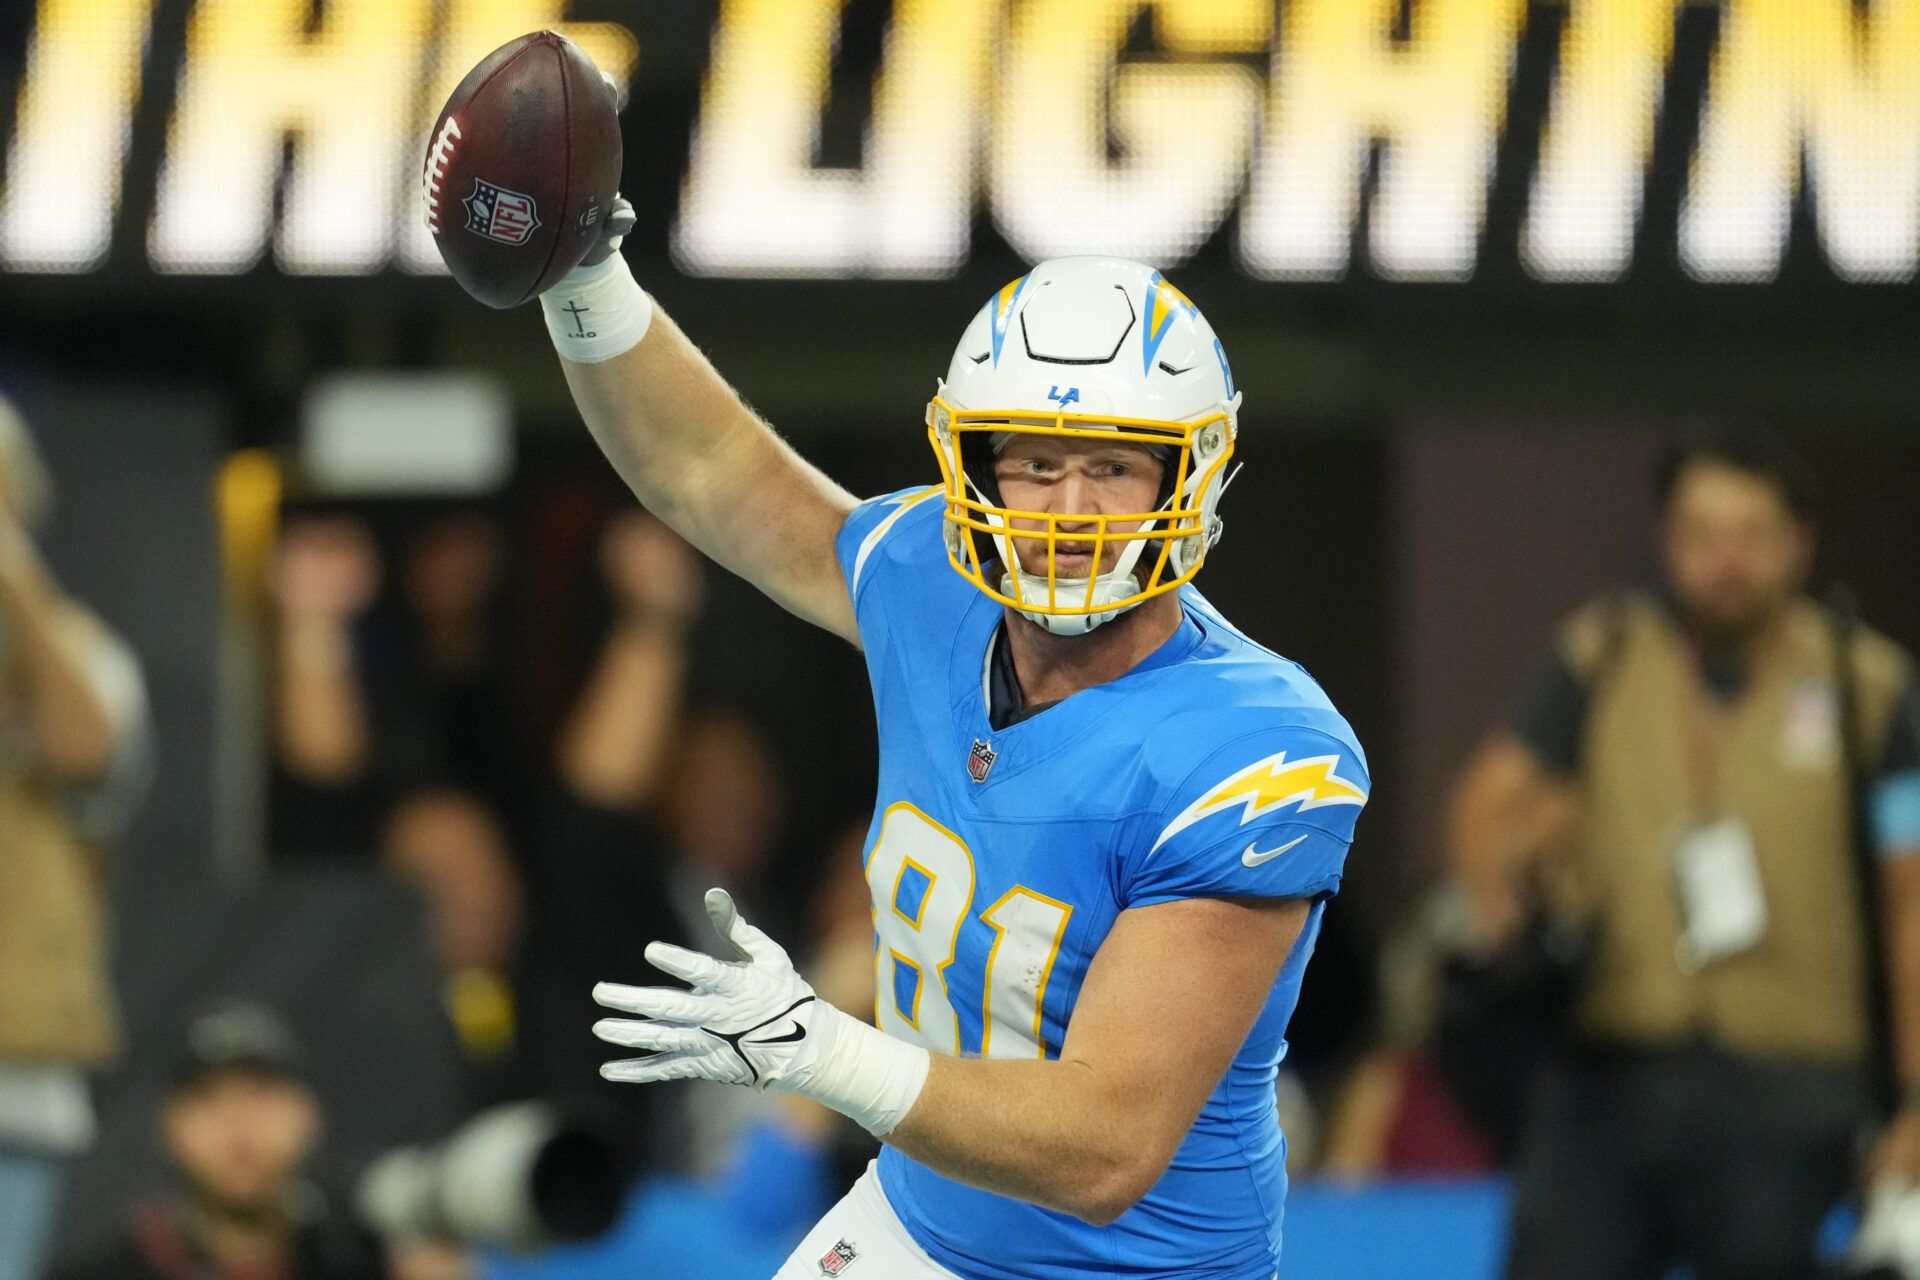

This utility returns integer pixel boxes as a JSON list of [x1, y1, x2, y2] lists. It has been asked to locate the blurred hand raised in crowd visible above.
[[602, 511, 703, 628], [273, 517, 381, 624]]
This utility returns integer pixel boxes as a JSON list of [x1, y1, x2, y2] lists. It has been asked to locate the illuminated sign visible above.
[[1, 0, 637, 273], [1, 0, 1916, 284]]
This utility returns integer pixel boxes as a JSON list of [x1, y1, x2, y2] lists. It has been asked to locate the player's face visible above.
[[1661, 461, 1811, 643], [992, 436, 1166, 579]]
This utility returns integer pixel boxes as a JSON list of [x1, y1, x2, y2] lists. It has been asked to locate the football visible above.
[[422, 31, 622, 309]]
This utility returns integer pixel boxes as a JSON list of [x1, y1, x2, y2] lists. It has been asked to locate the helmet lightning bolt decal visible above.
[[1150, 751, 1367, 856], [988, 273, 1030, 367], [1141, 271, 1199, 374]]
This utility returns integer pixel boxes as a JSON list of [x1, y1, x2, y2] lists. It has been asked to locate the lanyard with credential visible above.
[[1676, 625, 1787, 822], [1671, 627, 1788, 971]]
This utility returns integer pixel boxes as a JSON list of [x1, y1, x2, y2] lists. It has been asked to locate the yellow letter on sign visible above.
[[1682, 0, 1920, 283], [0, 0, 156, 271], [1243, 0, 1528, 281], [992, 0, 1270, 266], [149, 0, 433, 273], [674, 0, 993, 277], [1523, 0, 1677, 282]]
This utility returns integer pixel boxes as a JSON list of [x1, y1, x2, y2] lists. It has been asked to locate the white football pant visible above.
[[773, 1161, 963, 1280]]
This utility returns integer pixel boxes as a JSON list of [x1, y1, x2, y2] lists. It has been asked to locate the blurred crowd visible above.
[[5, 381, 1920, 1280], [246, 497, 886, 1277], [2, 381, 892, 1278]]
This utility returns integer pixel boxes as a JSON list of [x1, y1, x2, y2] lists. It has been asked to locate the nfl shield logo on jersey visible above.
[[462, 177, 542, 245], [818, 1239, 858, 1276], [967, 739, 998, 784]]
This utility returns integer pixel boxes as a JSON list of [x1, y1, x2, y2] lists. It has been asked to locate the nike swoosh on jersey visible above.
[[1241, 834, 1310, 868]]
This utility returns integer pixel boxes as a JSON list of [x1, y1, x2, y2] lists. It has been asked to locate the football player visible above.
[[534, 213, 1369, 1278]]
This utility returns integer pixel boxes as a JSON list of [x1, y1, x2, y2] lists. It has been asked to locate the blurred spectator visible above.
[[268, 516, 390, 860], [0, 394, 149, 1280], [655, 708, 789, 924], [609, 705, 791, 1172], [381, 790, 525, 1096], [48, 1001, 382, 1280], [517, 512, 797, 1171], [1448, 421, 1920, 1279], [515, 513, 702, 1129], [1317, 898, 1499, 1179], [269, 511, 527, 864], [554, 512, 701, 816], [393, 515, 529, 840]]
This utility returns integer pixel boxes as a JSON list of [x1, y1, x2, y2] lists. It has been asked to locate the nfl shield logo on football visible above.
[[818, 1239, 858, 1276], [462, 177, 542, 245], [967, 738, 998, 784]]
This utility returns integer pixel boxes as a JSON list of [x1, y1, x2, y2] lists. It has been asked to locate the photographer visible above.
[[1449, 423, 1920, 1280]]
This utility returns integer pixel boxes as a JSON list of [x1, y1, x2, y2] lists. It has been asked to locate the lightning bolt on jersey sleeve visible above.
[[1126, 725, 1369, 909], [834, 487, 944, 633]]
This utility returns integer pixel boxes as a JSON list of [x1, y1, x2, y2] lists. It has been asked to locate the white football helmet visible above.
[[927, 257, 1240, 635]]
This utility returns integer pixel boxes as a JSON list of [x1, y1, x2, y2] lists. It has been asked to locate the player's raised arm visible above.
[[424, 35, 860, 642], [544, 256, 860, 642]]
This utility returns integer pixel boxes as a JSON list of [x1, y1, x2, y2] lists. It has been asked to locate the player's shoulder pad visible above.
[[835, 486, 944, 600]]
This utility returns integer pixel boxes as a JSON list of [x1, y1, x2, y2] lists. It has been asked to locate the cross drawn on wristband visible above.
[[562, 300, 595, 338]]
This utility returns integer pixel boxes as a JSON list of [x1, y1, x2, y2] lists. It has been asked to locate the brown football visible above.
[[422, 31, 622, 309]]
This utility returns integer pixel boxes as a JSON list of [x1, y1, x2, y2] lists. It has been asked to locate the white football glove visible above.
[[593, 888, 825, 1089], [592, 889, 930, 1136], [572, 195, 635, 275]]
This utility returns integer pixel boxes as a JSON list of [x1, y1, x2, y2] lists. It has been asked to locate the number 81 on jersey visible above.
[[865, 803, 1072, 1059]]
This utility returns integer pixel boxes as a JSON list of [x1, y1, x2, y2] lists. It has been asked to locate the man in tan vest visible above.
[[0, 393, 150, 1280], [1450, 421, 1920, 1280]]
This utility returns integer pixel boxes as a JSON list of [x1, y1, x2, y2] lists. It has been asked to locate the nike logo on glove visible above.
[[709, 996, 815, 1084], [1241, 834, 1309, 868]]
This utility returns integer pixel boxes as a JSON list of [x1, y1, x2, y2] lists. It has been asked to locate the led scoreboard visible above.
[[0, 0, 1916, 287]]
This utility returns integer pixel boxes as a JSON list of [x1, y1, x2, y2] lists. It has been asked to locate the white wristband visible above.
[[540, 254, 654, 364], [789, 1001, 931, 1138]]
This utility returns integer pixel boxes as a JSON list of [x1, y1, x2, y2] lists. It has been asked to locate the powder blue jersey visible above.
[[833, 488, 1370, 1280]]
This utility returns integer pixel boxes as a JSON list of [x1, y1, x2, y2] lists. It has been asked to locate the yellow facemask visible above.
[[925, 395, 1236, 626]]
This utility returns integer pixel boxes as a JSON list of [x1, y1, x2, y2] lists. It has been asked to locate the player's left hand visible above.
[[592, 888, 834, 1091]]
